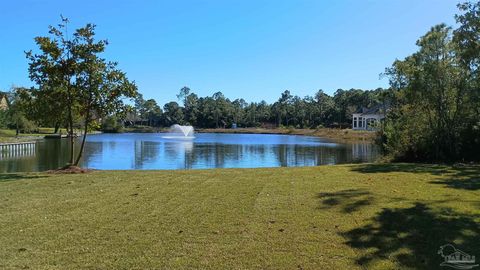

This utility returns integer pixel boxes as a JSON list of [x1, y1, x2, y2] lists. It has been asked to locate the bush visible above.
[[102, 116, 123, 133]]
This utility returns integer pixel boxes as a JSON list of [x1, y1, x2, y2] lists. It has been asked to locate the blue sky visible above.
[[0, 0, 459, 105]]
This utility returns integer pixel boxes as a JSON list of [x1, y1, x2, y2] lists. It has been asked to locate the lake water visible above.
[[0, 133, 381, 172]]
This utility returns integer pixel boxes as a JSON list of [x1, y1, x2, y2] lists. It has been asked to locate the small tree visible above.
[[8, 87, 36, 135], [26, 17, 137, 167]]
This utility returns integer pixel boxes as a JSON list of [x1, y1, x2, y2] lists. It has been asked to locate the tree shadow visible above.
[[342, 203, 480, 269], [0, 173, 47, 182], [351, 163, 451, 175], [429, 167, 480, 191], [352, 163, 480, 191], [317, 189, 374, 213]]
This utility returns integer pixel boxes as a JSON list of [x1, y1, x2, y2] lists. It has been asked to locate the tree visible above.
[[177, 86, 190, 107], [134, 93, 146, 125], [232, 98, 247, 126], [163, 101, 184, 126], [313, 90, 335, 126], [272, 90, 292, 126], [212, 92, 228, 128], [184, 93, 199, 126], [8, 87, 36, 135], [143, 99, 162, 126], [26, 16, 78, 164], [26, 17, 137, 167], [382, 11, 480, 162], [453, 1, 480, 159]]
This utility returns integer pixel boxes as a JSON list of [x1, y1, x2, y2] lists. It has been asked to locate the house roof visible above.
[[354, 104, 389, 115]]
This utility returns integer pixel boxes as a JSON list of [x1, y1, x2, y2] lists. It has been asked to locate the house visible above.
[[0, 93, 8, 111], [352, 104, 387, 130]]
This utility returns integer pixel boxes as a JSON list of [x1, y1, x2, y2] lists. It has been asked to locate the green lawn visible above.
[[0, 129, 43, 143], [0, 164, 479, 269], [0, 128, 89, 143], [0, 128, 68, 143]]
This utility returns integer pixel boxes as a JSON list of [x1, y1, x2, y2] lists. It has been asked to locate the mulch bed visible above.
[[46, 165, 93, 174]]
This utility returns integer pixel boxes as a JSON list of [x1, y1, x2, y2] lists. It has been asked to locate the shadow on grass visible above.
[[342, 203, 480, 269], [0, 173, 47, 182], [351, 163, 451, 175], [352, 163, 480, 191], [429, 167, 480, 191], [317, 189, 374, 213]]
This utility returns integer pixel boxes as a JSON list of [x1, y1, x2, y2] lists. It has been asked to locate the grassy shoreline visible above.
[[0, 127, 375, 143], [0, 129, 46, 143], [0, 128, 102, 143], [197, 127, 377, 142], [1, 163, 478, 269], [122, 126, 377, 142]]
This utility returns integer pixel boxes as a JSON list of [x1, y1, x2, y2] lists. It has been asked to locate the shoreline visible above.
[[195, 127, 377, 143], [0, 127, 377, 144], [123, 127, 378, 143]]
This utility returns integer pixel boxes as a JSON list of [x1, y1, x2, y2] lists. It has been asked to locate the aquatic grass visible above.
[[0, 164, 479, 269]]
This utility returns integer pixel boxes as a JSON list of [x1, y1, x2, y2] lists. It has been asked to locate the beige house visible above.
[[352, 105, 387, 130], [0, 94, 8, 111]]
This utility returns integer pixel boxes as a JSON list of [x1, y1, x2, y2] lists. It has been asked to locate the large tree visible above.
[[163, 101, 184, 126], [383, 14, 479, 161], [26, 17, 137, 167]]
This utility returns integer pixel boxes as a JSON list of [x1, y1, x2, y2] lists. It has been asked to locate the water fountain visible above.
[[162, 124, 195, 139]]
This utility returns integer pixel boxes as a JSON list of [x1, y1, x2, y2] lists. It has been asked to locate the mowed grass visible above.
[[0, 128, 71, 143], [0, 164, 479, 269]]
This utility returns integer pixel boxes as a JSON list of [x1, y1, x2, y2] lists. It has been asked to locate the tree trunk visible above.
[[67, 87, 75, 165], [54, 122, 60, 134], [68, 113, 75, 165], [74, 110, 90, 166], [74, 85, 93, 166]]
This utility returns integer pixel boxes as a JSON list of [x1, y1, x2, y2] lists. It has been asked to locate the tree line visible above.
[[381, 1, 480, 162], [2, 85, 390, 133], [2, 0, 479, 165], [126, 87, 389, 129]]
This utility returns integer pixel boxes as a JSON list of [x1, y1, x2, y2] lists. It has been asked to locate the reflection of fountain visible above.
[[163, 140, 195, 169], [165, 141, 194, 153], [162, 124, 195, 139]]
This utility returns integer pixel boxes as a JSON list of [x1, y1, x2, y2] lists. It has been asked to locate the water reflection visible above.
[[0, 133, 382, 172]]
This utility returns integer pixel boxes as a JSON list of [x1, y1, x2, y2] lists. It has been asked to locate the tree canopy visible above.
[[382, 1, 480, 162], [25, 17, 138, 166]]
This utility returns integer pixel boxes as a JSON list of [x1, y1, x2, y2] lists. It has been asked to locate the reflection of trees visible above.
[[270, 142, 381, 167], [0, 138, 108, 172], [181, 144, 269, 169], [0, 135, 383, 172], [134, 141, 160, 169], [166, 141, 382, 169], [163, 141, 194, 169], [350, 143, 381, 162], [37, 139, 104, 170], [79, 141, 103, 168], [181, 144, 230, 169], [273, 145, 338, 167]]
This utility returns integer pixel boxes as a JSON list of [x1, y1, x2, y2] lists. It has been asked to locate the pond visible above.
[[0, 133, 382, 172]]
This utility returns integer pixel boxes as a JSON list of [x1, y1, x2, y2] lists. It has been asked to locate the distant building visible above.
[[0, 94, 8, 111], [352, 104, 387, 130]]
